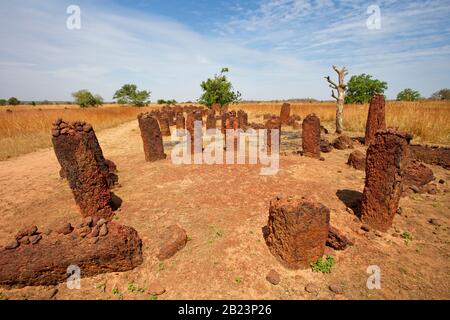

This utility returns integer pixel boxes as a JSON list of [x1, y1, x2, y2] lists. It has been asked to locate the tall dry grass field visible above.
[[0, 104, 158, 160], [232, 100, 450, 145]]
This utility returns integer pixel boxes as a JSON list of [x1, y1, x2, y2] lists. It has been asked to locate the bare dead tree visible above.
[[325, 65, 348, 134]]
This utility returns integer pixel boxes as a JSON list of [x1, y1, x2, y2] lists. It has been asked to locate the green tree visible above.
[[113, 84, 151, 107], [431, 88, 450, 100], [0, 99, 7, 106], [72, 90, 103, 108], [397, 88, 421, 101], [157, 99, 177, 105], [198, 67, 241, 108], [7, 97, 20, 106], [345, 74, 388, 104]]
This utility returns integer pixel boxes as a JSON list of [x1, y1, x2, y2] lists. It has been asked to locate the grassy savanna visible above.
[[231, 100, 450, 145], [0, 104, 158, 160], [1, 100, 449, 161]]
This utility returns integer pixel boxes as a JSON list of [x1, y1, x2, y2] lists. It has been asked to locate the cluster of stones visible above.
[[52, 119, 116, 219], [0, 219, 143, 288]]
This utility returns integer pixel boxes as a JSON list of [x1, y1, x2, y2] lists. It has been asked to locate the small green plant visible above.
[[149, 294, 158, 300], [158, 261, 165, 272], [187, 235, 193, 242], [235, 277, 243, 284], [310, 256, 335, 274], [401, 231, 413, 244], [208, 225, 224, 244], [128, 282, 145, 293], [112, 287, 120, 295]]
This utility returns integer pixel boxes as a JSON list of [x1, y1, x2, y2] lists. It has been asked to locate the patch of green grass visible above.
[[112, 287, 120, 295], [158, 262, 165, 272], [310, 256, 335, 274], [128, 282, 145, 293], [208, 225, 224, 244], [235, 277, 243, 284], [187, 235, 193, 242], [149, 294, 158, 300], [401, 231, 413, 244]]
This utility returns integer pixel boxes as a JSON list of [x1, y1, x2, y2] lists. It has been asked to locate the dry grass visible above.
[[1, 100, 449, 161], [0, 104, 158, 160], [231, 100, 450, 145]]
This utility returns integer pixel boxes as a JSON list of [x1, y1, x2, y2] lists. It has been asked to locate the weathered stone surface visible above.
[[305, 283, 320, 293], [365, 94, 386, 146], [237, 110, 248, 128], [265, 197, 330, 269], [175, 112, 185, 130], [157, 225, 187, 261], [332, 135, 354, 150], [327, 226, 353, 250], [403, 160, 434, 188], [137, 113, 167, 162], [147, 281, 166, 296], [265, 116, 281, 154], [361, 129, 412, 232], [347, 150, 366, 171], [302, 114, 321, 159], [158, 114, 171, 137], [266, 269, 281, 285], [0, 221, 143, 288], [280, 103, 291, 125], [410, 144, 450, 170], [206, 110, 217, 130], [52, 120, 114, 219], [320, 139, 333, 153]]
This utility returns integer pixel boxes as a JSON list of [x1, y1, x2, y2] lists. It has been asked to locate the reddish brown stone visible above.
[[158, 114, 171, 137], [302, 114, 321, 159], [410, 144, 450, 169], [332, 135, 354, 150], [361, 129, 412, 232], [265, 197, 330, 269], [206, 110, 217, 130], [52, 120, 114, 219], [265, 116, 281, 154], [327, 226, 353, 250], [157, 224, 187, 261], [237, 110, 248, 128], [347, 150, 366, 170], [320, 139, 333, 153], [280, 103, 291, 125], [212, 103, 221, 114], [175, 112, 185, 132], [365, 94, 386, 146], [221, 112, 230, 134], [137, 113, 167, 162], [0, 221, 143, 288], [266, 269, 281, 285], [403, 159, 435, 188]]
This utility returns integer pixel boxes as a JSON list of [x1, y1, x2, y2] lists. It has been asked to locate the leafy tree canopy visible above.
[[431, 88, 450, 100], [345, 74, 388, 104], [396, 88, 421, 101], [113, 84, 151, 107], [198, 68, 241, 108], [157, 99, 177, 105], [0, 99, 7, 106], [7, 97, 20, 106], [72, 90, 103, 108]]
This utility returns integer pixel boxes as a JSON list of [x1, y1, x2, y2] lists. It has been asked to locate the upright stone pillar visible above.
[[52, 120, 114, 219], [159, 114, 171, 137], [206, 110, 216, 130], [280, 103, 291, 125], [302, 114, 321, 158], [137, 113, 167, 162], [365, 94, 386, 146], [361, 129, 411, 231], [265, 116, 281, 154], [265, 197, 330, 269]]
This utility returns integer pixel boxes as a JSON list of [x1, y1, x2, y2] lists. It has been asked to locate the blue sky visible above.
[[0, 0, 449, 101]]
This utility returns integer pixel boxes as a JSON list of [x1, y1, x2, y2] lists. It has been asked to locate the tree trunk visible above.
[[325, 66, 348, 135]]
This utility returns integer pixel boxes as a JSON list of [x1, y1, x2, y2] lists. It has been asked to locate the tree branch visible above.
[[331, 90, 338, 101], [324, 76, 338, 89]]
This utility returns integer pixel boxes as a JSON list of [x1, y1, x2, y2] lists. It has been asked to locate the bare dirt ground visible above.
[[0, 119, 449, 300]]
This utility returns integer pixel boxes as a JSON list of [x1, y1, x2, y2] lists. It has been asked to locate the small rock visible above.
[[56, 223, 73, 235], [18, 236, 30, 245], [89, 237, 99, 245], [147, 281, 166, 296], [397, 207, 403, 215], [265, 269, 281, 285], [29, 234, 42, 245], [157, 224, 187, 261], [91, 226, 100, 237], [82, 124, 92, 133], [410, 185, 420, 193], [374, 231, 383, 237], [329, 284, 344, 294], [77, 226, 91, 238], [305, 283, 320, 294], [429, 218, 441, 227], [97, 218, 107, 227], [99, 224, 108, 237], [83, 216, 93, 227], [361, 225, 370, 232], [438, 179, 445, 184], [5, 240, 20, 250], [15, 225, 38, 240]]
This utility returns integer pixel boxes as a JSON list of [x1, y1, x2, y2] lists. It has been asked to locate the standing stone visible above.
[[206, 110, 217, 130], [361, 129, 412, 232], [221, 111, 229, 134], [302, 114, 321, 159], [265, 197, 330, 269], [365, 94, 386, 146], [265, 116, 281, 154], [237, 110, 248, 128], [52, 120, 114, 219], [175, 112, 185, 129], [137, 113, 167, 162], [212, 103, 221, 114], [280, 103, 291, 125], [159, 114, 171, 137]]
